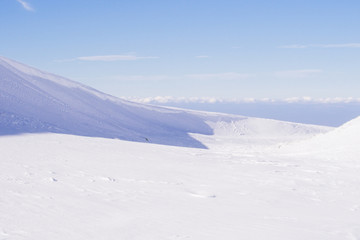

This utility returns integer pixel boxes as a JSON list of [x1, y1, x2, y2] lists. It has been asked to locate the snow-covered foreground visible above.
[[1, 126, 360, 240]]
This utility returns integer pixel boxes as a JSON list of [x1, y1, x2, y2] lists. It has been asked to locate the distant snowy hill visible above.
[[313, 116, 360, 149], [281, 116, 360, 157], [0, 56, 330, 148]]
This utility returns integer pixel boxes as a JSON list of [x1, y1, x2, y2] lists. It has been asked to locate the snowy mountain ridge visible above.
[[0, 56, 331, 148]]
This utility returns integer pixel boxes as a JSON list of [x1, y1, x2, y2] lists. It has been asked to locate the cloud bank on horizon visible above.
[[125, 96, 360, 104], [125, 96, 360, 127]]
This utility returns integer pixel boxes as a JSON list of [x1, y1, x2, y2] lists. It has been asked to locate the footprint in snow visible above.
[[50, 177, 58, 182], [188, 190, 216, 198], [98, 176, 116, 182], [1, 229, 9, 236]]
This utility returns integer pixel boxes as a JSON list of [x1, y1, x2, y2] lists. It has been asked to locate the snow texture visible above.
[[1, 126, 360, 240], [2, 56, 359, 239]]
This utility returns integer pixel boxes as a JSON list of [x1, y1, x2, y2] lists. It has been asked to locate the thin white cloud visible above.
[[76, 55, 159, 62], [280, 44, 308, 49], [108, 72, 252, 82], [16, 0, 34, 11], [125, 96, 225, 104], [320, 43, 360, 48], [185, 72, 253, 81], [280, 43, 360, 49], [111, 75, 174, 81], [274, 69, 323, 78], [125, 96, 270, 104]]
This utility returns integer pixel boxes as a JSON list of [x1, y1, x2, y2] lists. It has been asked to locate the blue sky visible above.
[[1, 0, 360, 99]]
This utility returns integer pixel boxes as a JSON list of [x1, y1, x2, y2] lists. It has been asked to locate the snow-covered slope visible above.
[[0, 56, 214, 148], [0, 56, 330, 148], [280, 116, 360, 158]]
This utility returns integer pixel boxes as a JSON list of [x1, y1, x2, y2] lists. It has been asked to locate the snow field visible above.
[[1, 131, 360, 240]]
